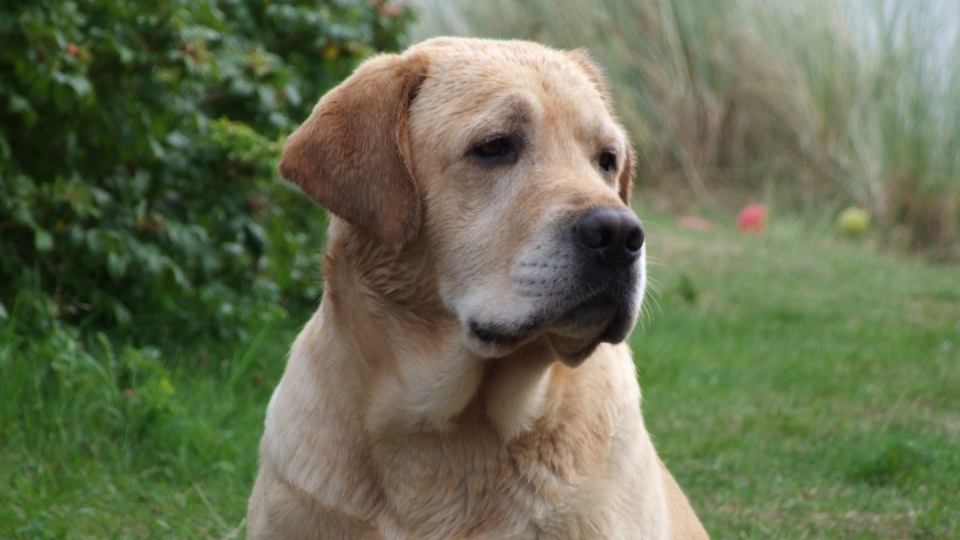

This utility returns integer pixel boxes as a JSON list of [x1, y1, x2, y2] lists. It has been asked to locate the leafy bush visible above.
[[0, 0, 411, 471], [0, 0, 412, 341]]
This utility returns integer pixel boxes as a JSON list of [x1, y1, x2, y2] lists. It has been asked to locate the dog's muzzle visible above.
[[469, 206, 645, 364], [538, 206, 645, 364]]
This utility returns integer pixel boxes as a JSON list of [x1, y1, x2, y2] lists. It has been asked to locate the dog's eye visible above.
[[598, 151, 617, 173], [471, 136, 517, 164]]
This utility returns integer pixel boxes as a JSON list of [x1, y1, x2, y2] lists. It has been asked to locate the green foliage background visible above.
[[1, 0, 409, 340], [0, 0, 410, 462]]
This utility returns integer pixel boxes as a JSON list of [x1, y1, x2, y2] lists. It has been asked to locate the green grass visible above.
[[635, 211, 960, 537], [2, 212, 959, 538], [0, 320, 297, 539]]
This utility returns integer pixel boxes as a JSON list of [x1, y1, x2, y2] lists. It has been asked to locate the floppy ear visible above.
[[278, 53, 429, 249]]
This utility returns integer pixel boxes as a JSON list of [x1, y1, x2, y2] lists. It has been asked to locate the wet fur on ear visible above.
[[278, 53, 429, 249], [566, 50, 636, 204]]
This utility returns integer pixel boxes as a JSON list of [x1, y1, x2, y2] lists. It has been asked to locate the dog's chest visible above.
[[370, 420, 614, 539]]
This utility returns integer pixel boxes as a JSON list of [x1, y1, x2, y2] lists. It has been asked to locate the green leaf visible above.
[[54, 72, 92, 99], [85, 230, 104, 254], [34, 229, 53, 252], [106, 251, 128, 281], [113, 301, 132, 326]]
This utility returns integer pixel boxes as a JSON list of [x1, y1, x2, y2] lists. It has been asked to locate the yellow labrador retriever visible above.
[[247, 37, 707, 540]]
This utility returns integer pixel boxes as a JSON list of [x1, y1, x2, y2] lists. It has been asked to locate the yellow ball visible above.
[[837, 207, 870, 236]]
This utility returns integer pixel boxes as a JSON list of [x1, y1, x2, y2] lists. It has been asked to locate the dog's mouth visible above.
[[468, 284, 637, 365], [546, 291, 639, 365], [468, 319, 541, 350]]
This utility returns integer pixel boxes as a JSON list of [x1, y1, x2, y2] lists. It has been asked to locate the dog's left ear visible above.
[[567, 50, 636, 204], [278, 53, 429, 249]]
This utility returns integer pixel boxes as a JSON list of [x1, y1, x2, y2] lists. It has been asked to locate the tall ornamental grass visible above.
[[411, 0, 960, 256]]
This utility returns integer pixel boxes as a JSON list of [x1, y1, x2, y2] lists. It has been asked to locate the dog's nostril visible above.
[[574, 207, 644, 263], [575, 209, 617, 249], [577, 223, 612, 249], [625, 225, 644, 253]]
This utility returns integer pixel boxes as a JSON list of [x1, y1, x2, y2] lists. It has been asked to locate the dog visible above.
[[246, 37, 708, 540]]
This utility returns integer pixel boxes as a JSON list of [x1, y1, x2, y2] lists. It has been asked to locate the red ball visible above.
[[737, 204, 768, 233]]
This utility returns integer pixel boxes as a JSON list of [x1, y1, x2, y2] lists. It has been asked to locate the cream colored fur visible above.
[[247, 37, 708, 540]]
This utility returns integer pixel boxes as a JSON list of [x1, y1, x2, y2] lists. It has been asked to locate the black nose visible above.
[[573, 207, 644, 265]]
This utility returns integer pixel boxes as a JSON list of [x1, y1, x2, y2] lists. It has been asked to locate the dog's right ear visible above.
[[278, 53, 429, 249], [566, 50, 636, 204]]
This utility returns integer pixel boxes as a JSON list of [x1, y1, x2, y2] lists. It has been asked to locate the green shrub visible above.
[[0, 0, 411, 466], [0, 0, 412, 341]]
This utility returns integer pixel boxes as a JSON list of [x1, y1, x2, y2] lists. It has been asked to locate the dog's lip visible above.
[[469, 318, 604, 366], [543, 294, 629, 365], [469, 318, 542, 348], [545, 333, 602, 367], [468, 286, 631, 356], [468, 283, 610, 347]]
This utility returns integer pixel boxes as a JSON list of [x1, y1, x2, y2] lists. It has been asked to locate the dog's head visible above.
[[280, 38, 644, 366]]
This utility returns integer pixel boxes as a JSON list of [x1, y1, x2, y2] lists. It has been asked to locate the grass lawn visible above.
[[636, 211, 960, 538], [2, 210, 958, 538]]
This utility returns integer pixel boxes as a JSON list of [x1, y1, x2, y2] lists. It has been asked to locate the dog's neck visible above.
[[319, 223, 567, 441]]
